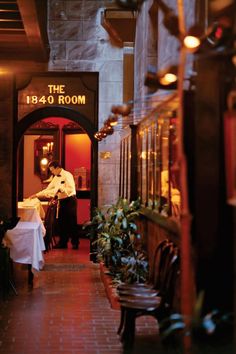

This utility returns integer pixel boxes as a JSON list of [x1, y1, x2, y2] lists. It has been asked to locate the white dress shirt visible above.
[[36, 168, 76, 200]]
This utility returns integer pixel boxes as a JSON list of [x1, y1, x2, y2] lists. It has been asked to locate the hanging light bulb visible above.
[[183, 35, 201, 49], [103, 125, 114, 135], [40, 157, 48, 166], [144, 65, 178, 90], [183, 25, 203, 51], [107, 114, 119, 126], [94, 132, 103, 141], [183, 17, 233, 55], [159, 72, 177, 86], [99, 128, 108, 138]]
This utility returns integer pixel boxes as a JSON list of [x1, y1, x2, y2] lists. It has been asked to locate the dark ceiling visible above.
[[0, 0, 49, 62]]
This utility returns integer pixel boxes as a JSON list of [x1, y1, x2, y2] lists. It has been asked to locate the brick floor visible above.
[[0, 239, 163, 354]]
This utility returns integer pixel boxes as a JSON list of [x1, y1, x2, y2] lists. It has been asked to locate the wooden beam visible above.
[[101, 9, 136, 47], [17, 0, 49, 62], [0, 59, 47, 72]]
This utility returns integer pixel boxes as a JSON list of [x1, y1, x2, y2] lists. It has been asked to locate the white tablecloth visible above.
[[18, 200, 46, 237], [5, 221, 46, 272], [19, 198, 45, 218]]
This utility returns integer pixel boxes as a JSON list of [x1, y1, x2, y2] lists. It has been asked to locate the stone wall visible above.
[[134, 0, 195, 119], [47, 0, 196, 208], [48, 0, 123, 207]]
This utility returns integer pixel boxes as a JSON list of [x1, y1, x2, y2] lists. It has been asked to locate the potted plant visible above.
[[84, 197, 148, 284]]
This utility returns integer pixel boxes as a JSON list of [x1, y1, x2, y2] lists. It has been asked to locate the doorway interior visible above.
[[18, 116, 92, 229]]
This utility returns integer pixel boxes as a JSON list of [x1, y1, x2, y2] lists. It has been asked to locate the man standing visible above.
[[30, 160, 79, 249]]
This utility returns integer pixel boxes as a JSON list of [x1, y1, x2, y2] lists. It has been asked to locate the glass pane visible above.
[[127, 135, 131, 201], [161, 117, 170, 216], [141, 129, 147, 205], [147, 125, 154, 208], [170, 117, 181, 217], [155, 122, 162, 211], [122, 139, 126, 198], [137, 131, 142, 199], [124, 136, 129, 199]]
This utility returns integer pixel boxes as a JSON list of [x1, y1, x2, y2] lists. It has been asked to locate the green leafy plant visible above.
[[159, 292, 234, 354], [84, 198, 148, 283]]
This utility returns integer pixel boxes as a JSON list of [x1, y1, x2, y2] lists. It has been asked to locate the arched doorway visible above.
[[15, 106, 98, 221]]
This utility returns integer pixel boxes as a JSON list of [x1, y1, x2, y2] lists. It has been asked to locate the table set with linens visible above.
[[3, 198, 46, 281]]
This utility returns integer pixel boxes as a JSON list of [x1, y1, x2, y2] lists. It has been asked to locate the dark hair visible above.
[[48, 160, 62, 169]]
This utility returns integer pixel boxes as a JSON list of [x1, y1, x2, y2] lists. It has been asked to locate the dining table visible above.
[[4, 221, 46, 274], [3, 200, 47, 288], [18, 198, 46, 236]]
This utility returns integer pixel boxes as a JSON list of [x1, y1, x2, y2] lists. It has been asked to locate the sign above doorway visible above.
[[17, 72, 98, 127]]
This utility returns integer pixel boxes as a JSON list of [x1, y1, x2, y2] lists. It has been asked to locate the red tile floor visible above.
[[0, 238, 163, 354]]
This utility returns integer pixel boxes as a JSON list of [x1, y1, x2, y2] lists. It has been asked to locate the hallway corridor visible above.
[[0, 239, 161, 354]]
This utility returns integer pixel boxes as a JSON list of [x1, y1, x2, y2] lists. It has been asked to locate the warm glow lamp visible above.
[[94, 132, 103, 141], [183, 18, 233, 53], [40, 157, 48, 166], [144, 65, 178, 90], [107, 114, 119, 126], [159, 72, 177, 86], [183, 35, 201, 50], [103, 125, 114, 135], [99, 128, 108, 138], [182, 25, 203, 51]]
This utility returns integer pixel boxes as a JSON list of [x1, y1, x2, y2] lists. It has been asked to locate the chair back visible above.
[[152, 240, 174, 291], [159, 246, 180, 310], [44, 199, 57, 227], [44, 198, 58, 250], [148, 239, 169, 284]]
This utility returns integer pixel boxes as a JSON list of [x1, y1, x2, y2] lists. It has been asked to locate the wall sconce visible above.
[[99, 127, 108, 139], [116, 0, 234, 58], [183, 25, 203, 51], [206, 20, 232, 48], [104, 124, 114, 135], [94, 132, 103, 141], [183, 17, 233, 53], [155, 0, 180, 37], [115, 0, 146, 11], [111, 104, 132, 116], [40, 157, 49, 175], [144, 65, 178, 91], [116, 0, 180, 38], [106, 114, 119, 126], [34, 137, 54, 180]]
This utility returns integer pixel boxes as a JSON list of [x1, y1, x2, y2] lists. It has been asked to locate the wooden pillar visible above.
[[130, 124, 137, 201], [194, 56, 234, 311], [123, 43, 134, 104], [0, 73, 16, 219]]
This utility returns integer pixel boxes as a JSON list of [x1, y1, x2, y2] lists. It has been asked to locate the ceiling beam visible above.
[[101, 9, 137, 47], [17, 0, 49, 62]]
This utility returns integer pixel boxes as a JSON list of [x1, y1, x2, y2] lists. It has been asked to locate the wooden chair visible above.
[[43, 198, 58, 251], [117, 239, 172, 296], [118, 246, 180, 348], [116, 240, 174, 335]]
